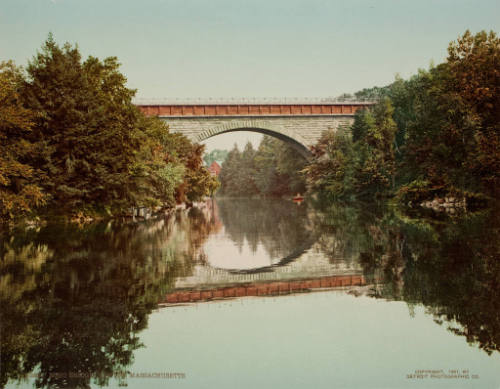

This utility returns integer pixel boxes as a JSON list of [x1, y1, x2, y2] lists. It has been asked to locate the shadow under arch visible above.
[[197, 127, 312, 159]]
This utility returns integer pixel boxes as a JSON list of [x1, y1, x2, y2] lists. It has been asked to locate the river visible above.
[[1, 198, 500, 388]]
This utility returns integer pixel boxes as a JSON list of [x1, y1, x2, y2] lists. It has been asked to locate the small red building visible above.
[[208, 161, 221, 177]]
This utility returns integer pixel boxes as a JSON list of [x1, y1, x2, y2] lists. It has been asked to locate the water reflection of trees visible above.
[[216, 198, 313, 261], [313, 201, 500, 355], [0, 212, 215, 388], [399, 208, 500, 355]]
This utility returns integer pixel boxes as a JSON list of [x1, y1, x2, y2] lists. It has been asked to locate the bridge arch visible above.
[[193, 120, 312, 158]]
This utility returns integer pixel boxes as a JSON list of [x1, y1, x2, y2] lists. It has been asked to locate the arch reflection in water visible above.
[[173, 198, 364, 291], [201, 198, 314, 271]]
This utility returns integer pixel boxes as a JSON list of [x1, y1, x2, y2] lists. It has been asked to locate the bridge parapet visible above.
[[137, 102, 374, 117], [161, 274, 368, 305]]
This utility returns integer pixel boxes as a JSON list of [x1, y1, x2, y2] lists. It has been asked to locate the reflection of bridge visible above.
[[174, 239, 363, 289], [161, 274, 367, 305], [161, 239, 367, 305], [137, 99, 374, 157]]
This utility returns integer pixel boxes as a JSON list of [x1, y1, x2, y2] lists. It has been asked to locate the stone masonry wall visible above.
[[160, 115, 355, 149]]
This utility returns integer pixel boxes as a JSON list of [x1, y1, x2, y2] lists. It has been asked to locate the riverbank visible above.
[[0, 200, 208, 232]]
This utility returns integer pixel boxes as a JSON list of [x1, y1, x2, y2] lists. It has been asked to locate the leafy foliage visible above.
[[0, 62, 46, 221]]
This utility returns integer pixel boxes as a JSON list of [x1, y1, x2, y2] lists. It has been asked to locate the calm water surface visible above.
[[2, 198, 500, 388]]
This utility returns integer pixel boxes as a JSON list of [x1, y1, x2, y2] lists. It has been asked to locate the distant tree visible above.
[[354, 85, 389, 100], [203, 149, 228, 166], [274, 141, 307, 194], [261, 137, 307, 196], [239, 142, 259, 195], [254, 136, 282, 194], [219, 137, 307, 197], [219, 145, 240, 195]]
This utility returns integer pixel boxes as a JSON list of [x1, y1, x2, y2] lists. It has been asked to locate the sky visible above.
[[1, 0, 499, 151]]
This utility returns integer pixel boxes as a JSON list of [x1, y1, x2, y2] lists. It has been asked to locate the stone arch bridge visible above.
[[137, 99, 374, 157]]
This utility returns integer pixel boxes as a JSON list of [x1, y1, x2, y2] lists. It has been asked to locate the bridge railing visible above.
[[133, 97, 377, 105]]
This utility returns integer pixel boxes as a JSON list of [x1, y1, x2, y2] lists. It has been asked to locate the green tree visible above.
[[239, 142, 259, 195], [253, 136, 307, 196], [274, 141, 307, 195], [219, 144, 243, 196], [391, 31, 499, 201], [254, 136, 279, 194], [220, 137, 307, 197]]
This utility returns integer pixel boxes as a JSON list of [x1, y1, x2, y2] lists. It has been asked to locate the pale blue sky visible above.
[[1, 0, 498, 150]]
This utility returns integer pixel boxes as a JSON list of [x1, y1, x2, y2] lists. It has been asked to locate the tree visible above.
[[0, 61, 45, 222], [203, 149, 228, 166], [219, 144, 243, 195], [307, 30, 499, 204], [304, 127, 355, 199], [239, 142, 259, 195], [21, 35, 142, 211], [446, 30, 500, 198], [170, 134, 219, 203], [252, 137, 307, 196], [307, 99, 397, 200], [1, 34, 218, 219], [357, 97, 398, 195], [129, 115, 186, 207], [219, 138, 307, 197], [395, 30, 500, 201], [254, 136, 279, 194], [274, 141, 307, 195]]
